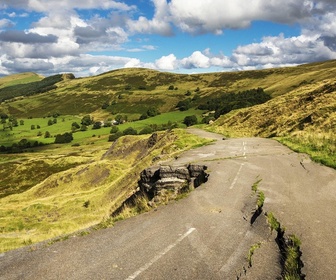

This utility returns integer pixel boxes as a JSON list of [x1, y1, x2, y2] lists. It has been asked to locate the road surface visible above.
[[1, 129, 335, 279]]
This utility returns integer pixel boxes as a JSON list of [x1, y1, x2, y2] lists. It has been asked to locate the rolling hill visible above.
[[0, 60, 335, 252]]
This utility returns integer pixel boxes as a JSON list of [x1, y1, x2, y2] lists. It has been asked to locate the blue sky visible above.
[[0, 0, 336, 77]]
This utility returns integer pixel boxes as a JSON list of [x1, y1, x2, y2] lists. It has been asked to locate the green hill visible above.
[[0, 60, 335, 252], [0, 72, 43, 89], [1, 60, 336, 119]]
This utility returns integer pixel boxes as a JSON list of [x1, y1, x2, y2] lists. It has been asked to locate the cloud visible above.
[[232, 33, 336, 67], [155, 54, 178, 70], [167, 0, 316, 34], [1, 0, 336, 76], [0, 18, 14, 29], [1, 0, 135, 13], [181, 51, 210, 69], [2, 57, 54, 73], [128, 0, 173, 36], [0, 30, 58, 44]]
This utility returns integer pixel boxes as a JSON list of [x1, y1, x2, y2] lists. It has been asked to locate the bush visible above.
[[176, 99, 192, 111], [54, 132, 73, 144], [183, 115, 198, 127], [123, 127, 137, 135], [92, 122, 102, 129], [108, 131, 123, 142], [81, 115, 93, 126], [139, 126, 153, 135], [110, 126, 119, 134]]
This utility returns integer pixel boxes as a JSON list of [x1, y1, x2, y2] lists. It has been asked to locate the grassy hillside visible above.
[[208, 78, 336, 167], [0, 72, 43, 89], [0, 129, 213, 252], [1, 60, 336, 119], [1, 60, 335, 252]]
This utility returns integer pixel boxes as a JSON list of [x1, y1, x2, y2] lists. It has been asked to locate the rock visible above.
[[138, 164, 208, 201], [146, 133, 158, 148]]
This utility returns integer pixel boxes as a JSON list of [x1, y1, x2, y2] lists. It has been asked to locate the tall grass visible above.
[[278, 131, 336, 168]]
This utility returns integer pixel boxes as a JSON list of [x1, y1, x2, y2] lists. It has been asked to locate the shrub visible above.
[[123, 127, 137, 135], [110, 126, 119, 134], [54, 132, 73, 144], [139, 126, 153, 135], [183, 115, 198, 127], [108, 131, 123, 142]]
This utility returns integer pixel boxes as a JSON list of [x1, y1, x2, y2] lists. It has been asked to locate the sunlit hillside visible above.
[[1, 60, 335, 253]]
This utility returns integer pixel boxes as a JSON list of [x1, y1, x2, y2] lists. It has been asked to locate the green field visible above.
[[0, 109, 205, 148]]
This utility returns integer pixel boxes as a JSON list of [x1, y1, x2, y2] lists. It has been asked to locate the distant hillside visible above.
[[1, 60, 336, 119], [0, 73, 75, 103], [0, 72, 43, 89]]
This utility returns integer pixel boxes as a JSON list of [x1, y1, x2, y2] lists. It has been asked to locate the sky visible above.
[[0, 0, 336, 77]]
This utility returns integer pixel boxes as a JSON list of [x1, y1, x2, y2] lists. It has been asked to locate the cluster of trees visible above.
[[198, 88, 271, 119], [54, 132, 73, 144], [139, 107, 160, 120], [0, 139, 44, 153], [0, 74, 66, 102], [1, 115, 20, 130], [108, 121, 178, 142], [176, 94, 200, 111]]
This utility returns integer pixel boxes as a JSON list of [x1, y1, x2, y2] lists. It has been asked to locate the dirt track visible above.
[[1, 129, 335, 279]]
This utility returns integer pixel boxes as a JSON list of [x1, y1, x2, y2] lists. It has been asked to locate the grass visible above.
[[0, 72, 42, 89], [250, 178, 264, 209], [0, 129, 213, 253], [266, 212, 303, 280], [251, 178, 262, 193], [208, 77, 335, 169], [0, 109, 205, 148], [278, 131, 336, 169], [283, 235, 302, 280], [257, 191, 265, 209], [266, 212, 281, 233], [247, 242, 262, 267]]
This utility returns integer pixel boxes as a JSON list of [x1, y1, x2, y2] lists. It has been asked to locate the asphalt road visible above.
[[1, 129, 335, 279]]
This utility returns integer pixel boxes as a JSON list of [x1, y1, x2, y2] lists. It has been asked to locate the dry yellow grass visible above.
[[208, 78, 336, 167], [0, 129, 212, 252]]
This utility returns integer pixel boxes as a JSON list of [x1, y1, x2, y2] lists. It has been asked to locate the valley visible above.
[[0, 60, 335, 279]]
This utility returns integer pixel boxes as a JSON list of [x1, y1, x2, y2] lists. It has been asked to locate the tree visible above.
[[44, 131, 51, 138], [31, 124, 36, 130], [183, 115, 198, 127], [80, 125, 87, 131], [48, 119, 53, 126], [139, 126, 153, 135], [92, 121, 102, 129], [55, 132, 73, 143], [168, 85, 175, 90], [176, 99, 191, 111], [123, 127, 137, 135], [12, 119, 18, 127], [71, 122, 80, 131], [115, 114, 127, 124], [81, 115, 93, 126], [147, 107, 159, 117], [0, 113, 8, 121], [101, 102, 109, 109], [20, 120, 24, 125], [110, 126, 119, 134], [108, 131, 123, 142]]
